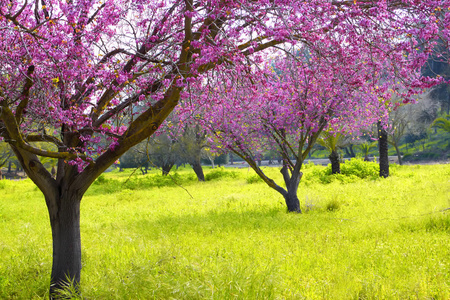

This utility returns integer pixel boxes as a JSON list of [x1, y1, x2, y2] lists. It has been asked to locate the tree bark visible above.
[[48, 193, 82, 299], [329, 150, 340, 174], [191, 160, 205, 181], [280, 166, 302, 213], [394, 144, 402, 165], [161, 163, 173, 175], [283, 191, 301, 213], [378, 121, 389, 178]]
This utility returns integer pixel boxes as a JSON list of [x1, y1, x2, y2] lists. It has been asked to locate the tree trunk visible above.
[[394, 144, 402, 165], [349, 145, 356, 158], [378, 121, 389, 178], [191, 160, 205, 181], [161, 163, 173, 175], [283, 191, 301, 213], [344, 147, 351, 158], [329, 150, 340, 174], [48, 193, 82, 299], [8, 160, 12, 173], [281, 166, 302, 213]]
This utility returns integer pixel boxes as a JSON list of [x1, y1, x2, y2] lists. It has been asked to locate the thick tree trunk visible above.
[[283, 191, 301, 213], [191, 160, 205, 181], [329, 150, 340, 174], [281, 166, 302, 213], [378, 121, 389, 178], [48, 193, 82, 299], [161, 163, 173, 175]]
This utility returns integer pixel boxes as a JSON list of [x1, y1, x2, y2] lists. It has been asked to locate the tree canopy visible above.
[[0, 0, 448, 296]]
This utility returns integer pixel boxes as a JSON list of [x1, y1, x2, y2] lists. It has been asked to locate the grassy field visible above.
[[0, 162, 449, 299]]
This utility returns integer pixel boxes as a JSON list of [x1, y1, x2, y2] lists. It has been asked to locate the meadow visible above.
[[0, 161, 449, 299]]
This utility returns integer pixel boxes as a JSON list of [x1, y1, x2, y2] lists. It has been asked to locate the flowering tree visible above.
[[0, 0, 445, 296], [181, 0, 445, 212]]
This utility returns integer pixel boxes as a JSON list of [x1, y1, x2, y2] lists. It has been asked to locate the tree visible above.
[[386, 103, 413, 165], [148, 133, 179, 175], [359, 141, 376, 161], [318, 131, 356, 174], [187, 42, 435, 213], [431, 115, 450, 133], [119, 142, 150, 174], [175, 124, 208, 181], [0, 0, 444, 296]]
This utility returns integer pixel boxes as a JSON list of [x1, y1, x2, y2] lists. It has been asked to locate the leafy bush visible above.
[[326, 198, 340, 212], [314, 158, 379, 184], [91, 172, 194, 193], [205, 168, 238, 181], [246, 174, 263, 184], [302, 161, 316, 169], [340, 158, 379, 179], [93, 174, 109, 185]]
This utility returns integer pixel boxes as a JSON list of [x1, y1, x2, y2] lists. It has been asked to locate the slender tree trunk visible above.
[[191, 160, 205, 181], [349, 145, 356, 158], [378, 121, 389, 178], [394, 144, 402, 165], [48, 192, 82, 299], [329, 150, 340, 174], [344, 147, 351, 158]]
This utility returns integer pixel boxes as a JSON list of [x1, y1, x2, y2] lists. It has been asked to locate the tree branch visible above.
[[15, 65, 35, 123]]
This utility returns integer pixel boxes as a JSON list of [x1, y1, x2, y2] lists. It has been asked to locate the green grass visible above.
[[0, 164, 449, 299]]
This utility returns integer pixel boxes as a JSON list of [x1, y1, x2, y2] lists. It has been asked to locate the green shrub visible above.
[[246, 174, 263, 184], [314, 158, 379, 184], [205, 167, 238, 181], [93, 174, 109, 185], [326, 197, 341, 212], [90, 171, 194, 193], [340, 158, 379, 179]]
